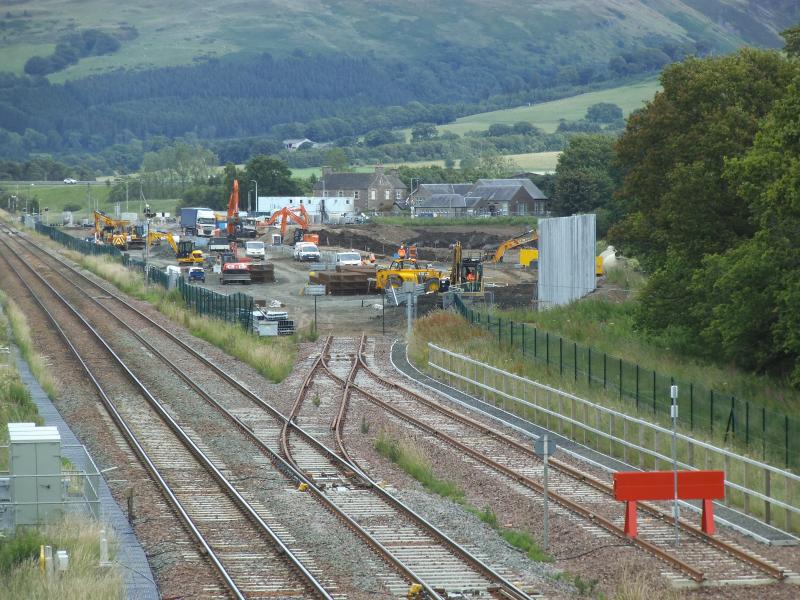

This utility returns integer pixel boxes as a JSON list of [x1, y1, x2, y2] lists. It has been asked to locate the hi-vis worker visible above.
[[466, 269, 476, 282], [398, 245, 406, 259], [368, 252, 376, 264]]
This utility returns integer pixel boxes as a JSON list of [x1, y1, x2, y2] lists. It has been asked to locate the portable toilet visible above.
[[8, 423, 62, 525]]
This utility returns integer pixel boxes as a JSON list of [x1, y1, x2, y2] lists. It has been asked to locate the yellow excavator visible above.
[[489, 230, 538, 264], [490, 230, 603, 275], [94, 210, 130, 249], [147, 231, 204, 264]]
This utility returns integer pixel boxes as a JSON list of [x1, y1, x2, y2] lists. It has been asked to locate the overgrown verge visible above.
[[0, 516, 124, 600], [72, 252, 297, 383], [0, 291, 59, 401], [490, 267, 800, 416], [374, 431, 552, 563]]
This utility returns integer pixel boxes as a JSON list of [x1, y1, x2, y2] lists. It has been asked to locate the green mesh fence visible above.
[[451, 294, 798, 470], [34, 223, 254, 332]]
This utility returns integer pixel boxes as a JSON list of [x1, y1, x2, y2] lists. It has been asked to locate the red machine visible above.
[[226, 179, 241, 239], [613, 470, 725, 536], [265, 205, 316, 245]]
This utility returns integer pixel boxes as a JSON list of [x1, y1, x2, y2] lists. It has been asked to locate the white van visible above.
[[335, 251, 362, 267], [245, 240, 265, 260]]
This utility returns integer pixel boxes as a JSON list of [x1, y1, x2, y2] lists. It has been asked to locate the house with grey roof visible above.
[[410, 178, 548, 217], [313, 166, 407, 212]]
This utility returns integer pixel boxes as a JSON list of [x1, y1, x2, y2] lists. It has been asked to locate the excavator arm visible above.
[[266, 206, 310, 239], [226, 179, 240, 237], [491, 230, 537, 263]]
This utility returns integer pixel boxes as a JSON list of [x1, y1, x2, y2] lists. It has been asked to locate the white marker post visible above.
[[534, 434, 557, 552], [670, 384, 680, 546]]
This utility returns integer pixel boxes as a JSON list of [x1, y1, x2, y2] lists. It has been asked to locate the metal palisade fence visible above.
[[451, 294, 799, 471], [32, 223, 254, 332]]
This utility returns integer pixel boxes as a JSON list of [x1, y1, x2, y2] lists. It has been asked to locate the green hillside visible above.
[[402, 79, 661, 138], [1, 1, 795, 80]]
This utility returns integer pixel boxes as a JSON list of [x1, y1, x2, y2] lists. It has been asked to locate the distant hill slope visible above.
[[1, 0, 796, 79], [0, 1, 796, 163]]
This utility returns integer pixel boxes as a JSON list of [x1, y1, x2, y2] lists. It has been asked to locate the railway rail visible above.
[[2, 227, 538, 600], [0, 231, 332, 599], [329, 334, 796, 589]]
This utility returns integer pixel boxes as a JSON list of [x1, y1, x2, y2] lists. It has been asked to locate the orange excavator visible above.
[[226, 179, 241, 240], [264, 205, 318, 245]]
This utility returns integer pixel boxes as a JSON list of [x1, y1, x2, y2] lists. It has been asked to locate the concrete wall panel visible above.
[[538, 214, 596, 308]]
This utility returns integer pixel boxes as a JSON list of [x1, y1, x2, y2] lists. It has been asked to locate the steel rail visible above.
[[322, 337, 707, 582], [20, 245, 438, 600], [0, 235, 333, 599], [0, 241, 244, 600], [355, 347, 788, 581], [9, 230, 453, 600], [325, 335, 535, 600], [13, 228, 537, 600]]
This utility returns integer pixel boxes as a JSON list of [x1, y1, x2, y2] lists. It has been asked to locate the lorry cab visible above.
[[245, 240, 266, 260]]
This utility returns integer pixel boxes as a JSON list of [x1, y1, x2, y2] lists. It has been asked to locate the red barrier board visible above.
[[613, 470, 724, 501], [613, 470, 725, 537]]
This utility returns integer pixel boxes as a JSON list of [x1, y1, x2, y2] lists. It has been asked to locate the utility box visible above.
[[9, 423, 62, 526]]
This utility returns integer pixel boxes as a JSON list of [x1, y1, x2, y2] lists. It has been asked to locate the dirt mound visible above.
[[489, 283, 537, 308]]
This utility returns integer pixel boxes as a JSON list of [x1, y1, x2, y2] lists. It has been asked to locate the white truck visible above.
[[195, 209, 217, 236], [245, 240, 266, 260]]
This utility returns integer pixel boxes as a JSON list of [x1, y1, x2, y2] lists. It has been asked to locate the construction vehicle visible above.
[[219, 252, 251, 285], [264, 204, 316, 245], [450, 241, 484, 295], [489, 230, 538, 264], [93, 210, 130, 249], [375, 258, 448, 293], [226, 180, 242, 240], [491, 229, 604, 275], [147, 231, 204, 265]]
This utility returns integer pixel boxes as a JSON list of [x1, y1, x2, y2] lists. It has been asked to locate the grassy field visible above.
[[1, 183, 180, 221], [400, 78, 661, 137]]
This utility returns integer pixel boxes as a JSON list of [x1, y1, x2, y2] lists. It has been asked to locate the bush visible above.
[[0, 528, 45, 573]]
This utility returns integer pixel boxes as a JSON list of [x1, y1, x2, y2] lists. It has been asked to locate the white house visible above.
[[256, 196, 356, 223]]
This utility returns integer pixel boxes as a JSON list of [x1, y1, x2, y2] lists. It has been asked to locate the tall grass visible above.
[[0, 517, 124, 600], [488, 272, 800, 416], [374, 430, 552, 562], [64, 253, 297, 382], [0, 290, 57, 401]]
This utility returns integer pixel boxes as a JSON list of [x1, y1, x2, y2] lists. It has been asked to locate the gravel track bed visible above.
[[14, 240, 414, 598], [364, 337, 800, 599], [0, 248, 227, 599]]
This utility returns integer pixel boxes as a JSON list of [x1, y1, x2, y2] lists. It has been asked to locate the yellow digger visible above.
[[375, 258, 448, 293], [93, 210, 130, 249], [147, 231, 204, 265], [490, 230, 604, 275]]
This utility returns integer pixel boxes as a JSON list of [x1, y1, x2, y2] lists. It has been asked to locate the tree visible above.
[[411, 123, 437, 142], [244, 155, 299, 196], [689, 75, 800, 384], [782, 24, 800, 57], [323, 147, 348, 171], [586, 102, 623, 123]]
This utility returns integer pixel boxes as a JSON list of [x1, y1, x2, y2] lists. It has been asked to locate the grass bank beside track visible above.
[[409, 310, 798, 528], [0, 517, 124, 600], [3, 220, 298, 383], [374, 431, 553, 563]]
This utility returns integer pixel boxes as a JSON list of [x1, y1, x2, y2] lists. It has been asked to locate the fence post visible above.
[[498, 318, 502, 344], [619, 359, 623, 401], [521, 324, 525, 356], [510, 321, 514, 349], [652, 371, 656, 414], [603, 353, 607, 389], [786, 415, 790, 468], [690, 383, 694, 431], [710, 390, 714, 435], [534, 327, 538, 358], [588, 348, 591, 386], [745, 402, 749, 449], [635, 364, 639, 411], [559, 337, 563, 375], [546, 332, 549, 366], [762, 407, 766, 461], [573, 342, 577, 381]]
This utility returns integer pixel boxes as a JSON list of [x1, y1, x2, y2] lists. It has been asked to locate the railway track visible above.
[[0, 231, 332, 599], [3, 228, 539, 600], [282, 336, 539, 599], [330, 334, 797, 589]]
